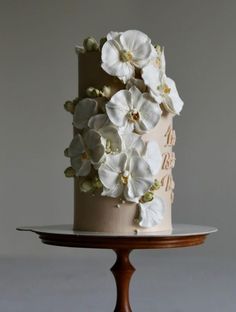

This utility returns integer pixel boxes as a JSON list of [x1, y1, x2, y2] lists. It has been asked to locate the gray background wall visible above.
[[0, 0, 235, 311]]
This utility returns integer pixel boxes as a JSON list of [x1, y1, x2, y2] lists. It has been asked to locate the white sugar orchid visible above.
[[139, 197, 165, 228], [101, 30, 153, 83], [142, 63, 184, 114], [68, 131, 105, 176], [122, 133, 162, 176], [106, 86, 161, 134], [98, 153, 153, 202], [73, 98, 98, 129]]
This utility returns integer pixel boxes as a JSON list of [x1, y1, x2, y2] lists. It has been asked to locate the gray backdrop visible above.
[[0, 0, 235, 311]]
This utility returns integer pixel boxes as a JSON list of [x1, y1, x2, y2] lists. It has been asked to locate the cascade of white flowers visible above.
[[64, 30, 184, 228]]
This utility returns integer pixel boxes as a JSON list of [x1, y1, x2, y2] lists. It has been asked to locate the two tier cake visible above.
[[64, 30, 184, 233]]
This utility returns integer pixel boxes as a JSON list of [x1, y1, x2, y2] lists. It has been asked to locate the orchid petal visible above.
[[88, 114, 110, 130], [71, 157, 91, 177], [106, 90, 131, 127], [99, 125, 122, 153], [120, 30, 150, 56], [83, 130, 105, 164], [142, 63, 162, 91], [68, 134, 85, 157], [123, 186, 140, 203], [165, 77, 184, 114], [98, 153, 127, 189], [137, 98, 161, 132], [126, 78, 146, 92], [160, 48, 166, 75], [107, 31, 121, 41], [139, 197, 165, 228], [73, 98, 98, 129], [129, 86, 143, 110], [101, 40, 120, 67], [128, 156, 153, 198], [122, 132, 145, 155], [143, 141, 162, 175], [99, 165, 120, 189], [102, 184, 123, 198]]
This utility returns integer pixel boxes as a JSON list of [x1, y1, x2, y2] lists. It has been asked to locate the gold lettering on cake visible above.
[[162, 152, 176, 170], [165, 126, 176, 146], [161, 174, 175, 192], [162, 125, 176, 203], [160, 174, 175, 203]]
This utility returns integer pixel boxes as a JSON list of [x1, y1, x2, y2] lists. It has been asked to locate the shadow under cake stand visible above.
[[17, 224, 217, 312]]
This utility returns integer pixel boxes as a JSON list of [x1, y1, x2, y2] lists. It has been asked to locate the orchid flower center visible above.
[[157, 83, 171, 95], [120, 50, 133, 62], [163, 84, 171, 94], [120, 170, 129, 185], [128, 109, 140, 122], [155, 57, 161, 67], [105, 140, 112, 154], [81, 151, 89, 160]]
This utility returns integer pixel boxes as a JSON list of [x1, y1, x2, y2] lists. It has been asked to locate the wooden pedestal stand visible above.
[[17, 224, 217, 312]]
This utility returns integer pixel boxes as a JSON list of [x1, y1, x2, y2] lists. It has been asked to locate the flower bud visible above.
[[142, 191, 154, 202], [100, 37, 107, 49], [102, 85, 112, 99], [64, 148, 69, 157], [80, 180, 93, 192], [155, 44, 162, 53], [92, 177, 103, 189], [64, 100, 75, 114], [83, 37, 99, 51], [64, 167, 75, 178], [150, 179, 161, 191], [86, 87, 100, 98]]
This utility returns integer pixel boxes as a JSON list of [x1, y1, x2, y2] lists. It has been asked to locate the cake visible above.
[[64, 30, 184, 233]]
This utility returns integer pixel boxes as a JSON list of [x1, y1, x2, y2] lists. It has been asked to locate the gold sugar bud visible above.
[[64, 100, 75, 114], [92, 177, 103, 189], [83, 37, 99, 51], [142, 191, 154, 202], [102, 85, 112, 99], [150, 179, 161, 191], [80, 180, 93, 192], [64, 167, 75, 178], [155, 44, 162, 53], [86, 87, 100, 98]]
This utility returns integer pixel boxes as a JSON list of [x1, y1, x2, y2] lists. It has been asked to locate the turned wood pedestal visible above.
[[17, 224, 217, 312]]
